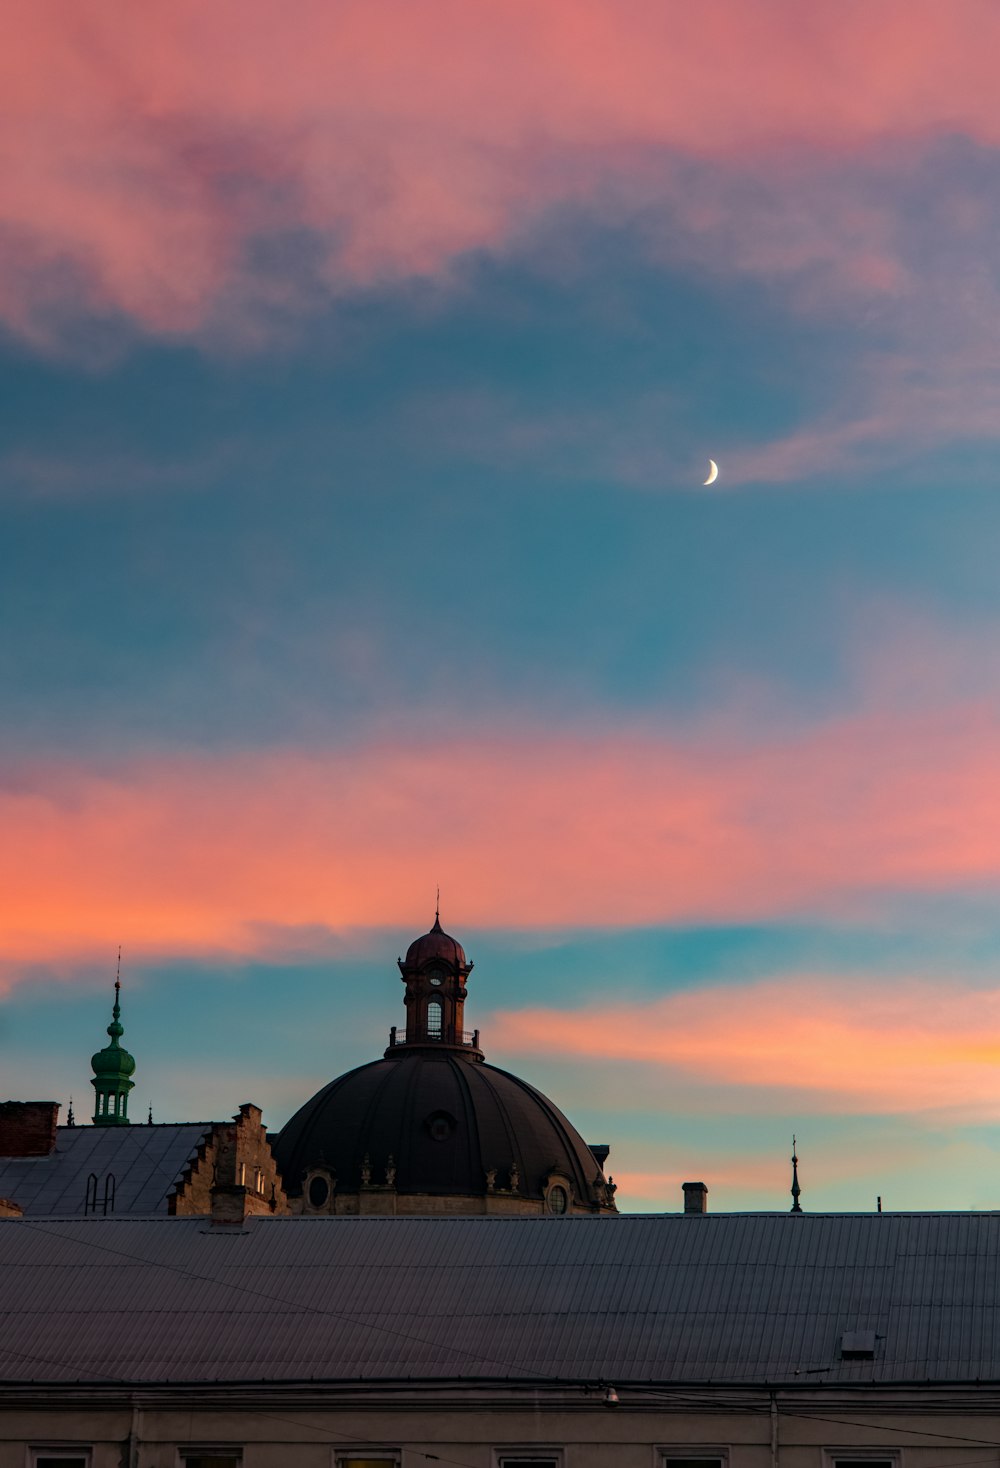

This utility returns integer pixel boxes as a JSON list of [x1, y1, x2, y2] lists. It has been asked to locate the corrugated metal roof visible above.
[[3, 1211, 1000, 1387], [0, 1124, 211, 1217]]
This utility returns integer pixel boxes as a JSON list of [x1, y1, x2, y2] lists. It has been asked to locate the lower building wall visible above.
[[3, 1401, 1000, 1468], [289, 1190, 607, 1215]]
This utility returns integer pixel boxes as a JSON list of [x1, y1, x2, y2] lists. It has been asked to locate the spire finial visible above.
[[91, 949, 136, 1126], [67, 1096, 75, 1127], [790, 1134, 802, 1213], [432, 886, 442, 932]]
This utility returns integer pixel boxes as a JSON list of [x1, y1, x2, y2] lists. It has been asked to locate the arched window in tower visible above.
[[427, 998, 443, 1039]]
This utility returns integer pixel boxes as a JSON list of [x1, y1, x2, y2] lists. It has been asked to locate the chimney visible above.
[[0, 1102, 59, 1158], [682, 1180, 708, 1214], [210, 1182, 254, 1227]]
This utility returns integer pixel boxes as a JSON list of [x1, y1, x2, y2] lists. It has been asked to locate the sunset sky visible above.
[[4, 0, 1000, 1212]]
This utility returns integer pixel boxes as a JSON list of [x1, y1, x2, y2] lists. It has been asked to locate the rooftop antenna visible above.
[[790, 1134, 802, 1213]]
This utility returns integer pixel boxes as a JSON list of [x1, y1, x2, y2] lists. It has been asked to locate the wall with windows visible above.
[[2, 1402, 997, 1468]]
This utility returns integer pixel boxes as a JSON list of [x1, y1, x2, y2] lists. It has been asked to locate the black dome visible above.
[[274, 1049, 608, 1205]]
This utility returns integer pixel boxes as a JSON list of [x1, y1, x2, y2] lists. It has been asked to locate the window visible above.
[[497, 1458, 560, 1468], [308, 1173, 331, 1208], [840, 1329, 877, 1359], [661, 1455, 726, 1468], [32, 1454, 91, 1468], [829, 1459, 896, 1468], [337, 1456, 399, 1468], [547, 1185, 568, 1215], [180, 1449, 241, 1468], [426, 1110, 456, 1142], [426, 998, 443, 1038]]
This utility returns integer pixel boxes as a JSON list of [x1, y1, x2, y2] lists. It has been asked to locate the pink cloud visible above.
[[711, 341, 1000, 487], [598, 1131, 1000, 1210], [6, 2, 1000, 346], [490, 972, 1000, 1118], [0, 442, 240, 502], [2, 701, 1000, 982]]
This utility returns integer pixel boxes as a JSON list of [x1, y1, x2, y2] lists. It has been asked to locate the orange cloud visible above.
[[2, 701, 1000, 983], [5, 1, 1000, 344], [490, 972, 1000, 1117]]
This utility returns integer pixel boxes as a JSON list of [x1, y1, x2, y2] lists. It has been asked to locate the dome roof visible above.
[[404, 916, 467, 969], [274, 1049, 609, 1207], [91, 1040, 136, 1078]]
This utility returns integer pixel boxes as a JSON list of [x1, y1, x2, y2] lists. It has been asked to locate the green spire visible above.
[[90, 951, 136, 1126]]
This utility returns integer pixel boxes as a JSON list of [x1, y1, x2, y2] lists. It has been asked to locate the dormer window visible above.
[[305, 1168, 335, 1210], [840, 1330, 877, 1360], [547, 1185, 568, 1215]]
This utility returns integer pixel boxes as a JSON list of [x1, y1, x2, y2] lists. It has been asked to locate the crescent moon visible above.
[[703, 459, 719, 486]]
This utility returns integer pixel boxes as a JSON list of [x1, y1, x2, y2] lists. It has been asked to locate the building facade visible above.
[[3, 1210, 1000, 1464]]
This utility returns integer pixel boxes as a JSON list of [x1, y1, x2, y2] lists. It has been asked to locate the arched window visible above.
[[426, 998, 443, 1039], [307, 1173, 330, 1209]]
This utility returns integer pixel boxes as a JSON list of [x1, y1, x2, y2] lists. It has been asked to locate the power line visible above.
[[11, 1217, 603, 1388]]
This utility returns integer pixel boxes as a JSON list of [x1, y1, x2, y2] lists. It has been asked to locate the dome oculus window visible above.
[[547, 1185, 568, 1215], [426, 1111, 456, 1142], [307, 1174, 330, 1209]]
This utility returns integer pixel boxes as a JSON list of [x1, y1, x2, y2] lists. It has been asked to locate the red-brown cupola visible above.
[[389, 911, 481, 1058]]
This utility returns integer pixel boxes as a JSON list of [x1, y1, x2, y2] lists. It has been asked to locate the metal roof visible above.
[[4, 1210, 1000, 1386], [0, 1124, 211, 1217]]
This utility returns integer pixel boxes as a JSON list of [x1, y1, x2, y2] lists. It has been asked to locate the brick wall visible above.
[[170, 1103, 289, 1220], [0, 1102, 59, 1157]]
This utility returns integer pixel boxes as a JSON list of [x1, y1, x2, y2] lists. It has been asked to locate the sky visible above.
[[3, 0, 1000, 1213]]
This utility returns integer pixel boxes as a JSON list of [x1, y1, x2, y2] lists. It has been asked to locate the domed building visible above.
[[274, 914, 618, 1216]]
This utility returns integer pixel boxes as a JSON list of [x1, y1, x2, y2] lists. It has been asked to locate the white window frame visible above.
[[494, 1452, 563, 1468], [825, 1454, 899, 1468], [30, 1451, 92, 1468], [658, 1451, 729, 1468], [177, 1448, 243, 1468], [334, 1453, 400, 1468]]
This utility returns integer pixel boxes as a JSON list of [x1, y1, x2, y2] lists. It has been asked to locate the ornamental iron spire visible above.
[[790, 1134, 802, 1213], [90, 948, 136, 1126]]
